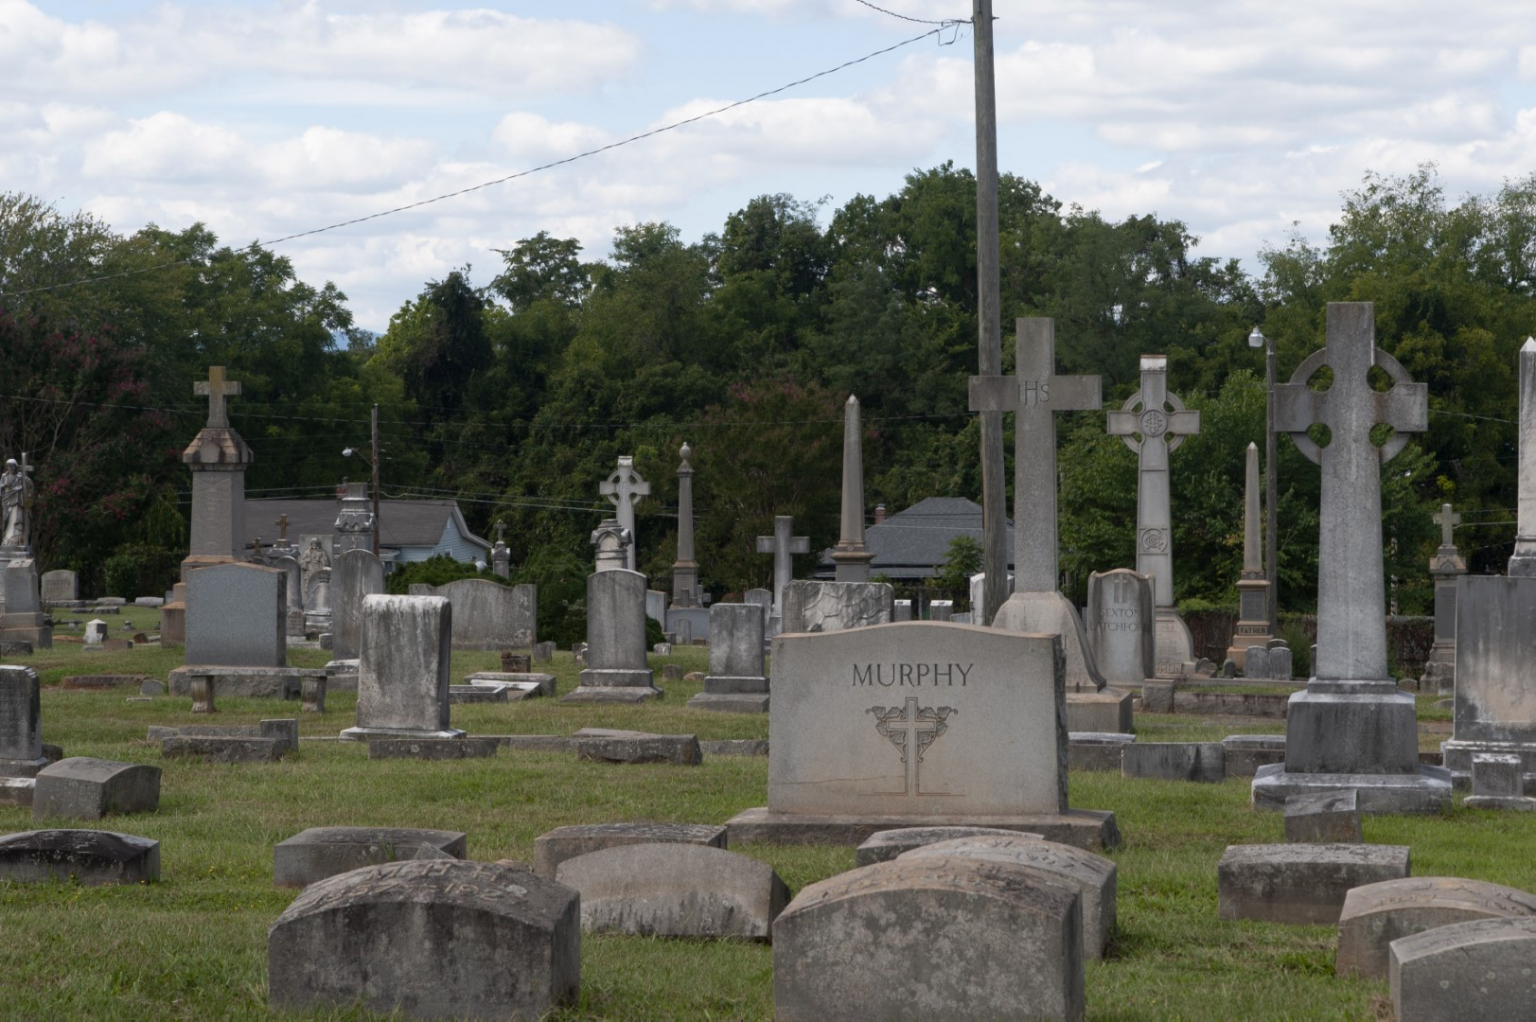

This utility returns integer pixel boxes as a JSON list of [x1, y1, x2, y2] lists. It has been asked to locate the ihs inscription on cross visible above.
[[194, 366, 242, 429], [969, 319, 1101, 593], [1274, 303, 1426, 682]]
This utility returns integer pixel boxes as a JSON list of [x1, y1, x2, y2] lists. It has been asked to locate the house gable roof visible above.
[[816, 496, 1015, 580], [244, 497, 491, 553]]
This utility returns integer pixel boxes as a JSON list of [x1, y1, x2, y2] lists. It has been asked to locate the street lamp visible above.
[[1248, 326, 1279, 636]]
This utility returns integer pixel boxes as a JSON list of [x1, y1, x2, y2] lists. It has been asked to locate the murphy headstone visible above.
[[725, 621, 1118, 850]]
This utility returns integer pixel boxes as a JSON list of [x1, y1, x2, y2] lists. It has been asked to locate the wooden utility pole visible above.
[[974, 0, 1008, 624]]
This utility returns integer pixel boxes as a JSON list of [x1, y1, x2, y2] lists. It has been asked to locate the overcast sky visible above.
[[6, 1, 1536, 331]]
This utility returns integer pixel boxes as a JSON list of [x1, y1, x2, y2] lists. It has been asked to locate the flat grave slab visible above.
[[0, 829, 159, 885], [1121, 742, 1225, 783], [33, 757, 161, 821], [555, 842, 788, 940], [1222, 734, 1287, 778], [773, 855, 1084, 1021], [533, 822, 726, 879], [1336, 876, 1536, 980], [273, 826, 468, 887], [1067, 732, 1134, 772], [855, 826, 1042, 866], [367, 737, 499, 761], [1217, 843, 1411, 925], [572, 729, 701, 766], [161, 736, 285, 764], [464, 672, 556, 698], [268, 859, 578, 1020], [1389, 917, 1536, 1022]]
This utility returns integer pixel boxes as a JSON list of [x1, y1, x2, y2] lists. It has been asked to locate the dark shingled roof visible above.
[[243, 497, 490, 554], [815, 497, 1015, 580]]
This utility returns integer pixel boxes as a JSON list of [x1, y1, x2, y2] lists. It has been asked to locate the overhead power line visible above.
[[0, 26, 949, 301]]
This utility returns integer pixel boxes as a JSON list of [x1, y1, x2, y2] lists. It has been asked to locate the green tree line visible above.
[[3, 164, 1531, 612]]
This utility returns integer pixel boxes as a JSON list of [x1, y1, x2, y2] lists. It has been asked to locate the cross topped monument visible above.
[[757, 515, 809, 628], [971, 318, 1112, 699], [600, 456, 649, 571], [1421, 502, 1466, 691], [1251, 302, 1449, 813], [970, 319, 1101, 593], [1509, 339, 1536, 576], [194, 366, 241, 429], [1106, 354, 1201, 674], [276, 514, 289, 542], [1433, 504, 1461, 553]]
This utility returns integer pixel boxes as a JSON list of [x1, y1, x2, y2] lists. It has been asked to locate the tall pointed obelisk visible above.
[[1509, 339, 1536, 576], [1226, 442, 1273, 665], [671, 442, 699, 608], [831, 396, 874, 582]]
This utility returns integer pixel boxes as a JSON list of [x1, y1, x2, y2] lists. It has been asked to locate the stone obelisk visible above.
[[1251, 302, 1450, 813], [830, 396, 874, 582], [1226, 442, 1274, 666], [1509, 339, 1536, 576], [671, 442, 699, 608]]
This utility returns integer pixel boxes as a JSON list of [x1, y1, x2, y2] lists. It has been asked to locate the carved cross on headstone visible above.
[[495, 521, 507, 545], [1433, 504, 1460, 551], [275, 514, 289, 542], [1106, 355, 1200, 610], [756, 515, 809, 618], [969, 319, 1101, 593], [1274, 303, 1426, 681], [868, 695, 956, 796], [600, 456, 649, 571], [194, 366, 241, 429]]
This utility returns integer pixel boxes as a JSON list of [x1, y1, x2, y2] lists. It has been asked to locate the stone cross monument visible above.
[[183, 366, 253, 567], [1251, 302, 1450, 813], [671, 442, 699, 608], [600, 456, 649, 572], [1226, 442, 1274, 666], [757, 515, 809, 633], [830, 396, 874, 582], [1509, 339, 1536, 576], [1420, 503, 1465, 692], [490, 521, 511, 579], [970, 318, 1108, 694], [1106, 354, 1200, 675]]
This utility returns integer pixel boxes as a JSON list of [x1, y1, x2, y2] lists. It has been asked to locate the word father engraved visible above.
[[852, 662, 972, 687]]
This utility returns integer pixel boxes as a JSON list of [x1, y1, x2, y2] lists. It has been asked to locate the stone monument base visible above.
[[563, 667, 662, 703], [723, 806, 1119, 852], [1418, 655, 1455, 694], [339, 726, 466, 742], [168, 666, 324, 699], [0, 755, 52, 779], [686, 693, 769, 713], [1281, 680, 1422, 775], [1066, 687, 1134, 733], [991, 590, 1106, 691], [1251, 762, 1452, 814], [0, 614, 51, 650], [1442, 740, 1536, 792]]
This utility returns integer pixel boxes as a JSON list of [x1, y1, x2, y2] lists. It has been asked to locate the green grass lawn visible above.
[[0, 640, 1525, 1019]]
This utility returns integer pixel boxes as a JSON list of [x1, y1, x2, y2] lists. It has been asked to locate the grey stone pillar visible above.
[[671, 443, 699, 608], [831, 396, 874, 581], [1227, 442, 1274, 666]]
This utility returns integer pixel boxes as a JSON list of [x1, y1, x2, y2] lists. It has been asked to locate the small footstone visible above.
[[855, 826, 1042, 866], [139, 679, 165, 696], [161, 736, 285, 764], [367, 737, 499, 760], [33, 758, 161, 820], [699, 739, 769, 758], [773, 856, 1085, 1021], [555, 843, 789, 940], [448, 685, 509, 704], [1464, 753, 1536, 810], [1217, 843, 1411, 924], [1222, 734, 1286, 778], [900, 835, 1118, 961], [1067, 732, 1134, 773], [0, 777, 36, 807], [533, 822, 726, 879], [662, 664, 683, 681], [267, 860, 579, 1020], [0, 829, 159, 885], [1122, 742, 1225, 783], [1337, 876, 1536, 980], [1390, 917, 1536, 1022], [273, 827, 468, 887], [1283, 789, 1362, 843], [1141, 681, 1174, 714], [572, 729, 701, 766]]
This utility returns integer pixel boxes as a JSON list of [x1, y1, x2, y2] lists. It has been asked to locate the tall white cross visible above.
[[600, 456, 649, 571], [194, 366, 241, 429]]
